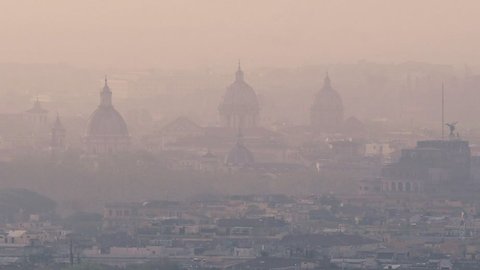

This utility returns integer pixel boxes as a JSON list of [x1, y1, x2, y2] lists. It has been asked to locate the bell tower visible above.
[[51, 113, 66, 157]]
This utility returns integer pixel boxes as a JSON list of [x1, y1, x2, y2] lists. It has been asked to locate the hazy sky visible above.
[[1, 0, 479, 69]]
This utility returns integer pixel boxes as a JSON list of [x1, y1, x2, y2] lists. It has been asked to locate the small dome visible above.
[[86, 106, 129, 137], [311, 74, 344, 131], [86, 77, 129, 137], [225, 133, 254, 167]]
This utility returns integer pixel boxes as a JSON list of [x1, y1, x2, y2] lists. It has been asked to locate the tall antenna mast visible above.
[[442, 82, 445, 140]]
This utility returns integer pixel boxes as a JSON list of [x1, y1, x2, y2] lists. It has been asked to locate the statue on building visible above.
[[446, 122, 458, 139]]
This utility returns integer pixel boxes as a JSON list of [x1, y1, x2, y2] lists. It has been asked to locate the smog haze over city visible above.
[[1, 1, 480, 269]]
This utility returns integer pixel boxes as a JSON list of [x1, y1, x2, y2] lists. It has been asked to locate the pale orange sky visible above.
[[0, 0, 479, 69]]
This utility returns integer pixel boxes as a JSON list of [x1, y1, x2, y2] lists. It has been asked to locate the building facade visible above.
[[381, 140, 471, 193]]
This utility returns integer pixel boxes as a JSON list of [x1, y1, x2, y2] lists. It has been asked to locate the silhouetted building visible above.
[[0, 99, 54, 152], [154, 116, 205, 150], [146, 116, 288, 169], [342, 116, 367, 139], [85, 77, 130, 155], [25, 99, 50, 140], [219, 63, 260, 129], [310, 73, 344, 132], [381, 139, 471, 193], [199, 151, 221, 172], [50, 114, 66, 156], [25, 98, 48, 127]]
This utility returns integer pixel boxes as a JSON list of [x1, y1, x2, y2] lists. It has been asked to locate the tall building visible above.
[[219, 63, 260, 129], [310, 73, 344, 132], [85, 77, 130, 155]]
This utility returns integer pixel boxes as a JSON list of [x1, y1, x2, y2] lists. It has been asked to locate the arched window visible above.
[[405, 182, 411, 192], [398, 182, 404, 192]]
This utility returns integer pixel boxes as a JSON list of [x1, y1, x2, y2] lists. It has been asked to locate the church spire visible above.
[[235, 61, 244, 81], [323, 72, 332, 90], [103, 75, 110, 91], [100, 75, 112, 107], [51, 112, 66, 158], [53, 112, 65, 130]]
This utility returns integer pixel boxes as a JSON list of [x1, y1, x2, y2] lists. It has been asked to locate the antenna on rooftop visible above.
[[442, 82, 445, 140]]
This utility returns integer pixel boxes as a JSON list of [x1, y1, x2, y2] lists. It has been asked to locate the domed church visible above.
[[310, 73, 344, 132], [85, 77, 130, 155], [219, 63, 260, 129]]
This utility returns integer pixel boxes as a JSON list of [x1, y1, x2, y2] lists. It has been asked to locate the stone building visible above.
[[381, 139, 471, 193]]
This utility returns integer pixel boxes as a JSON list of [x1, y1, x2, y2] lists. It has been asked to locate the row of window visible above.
[[384, 182, 420, 192]]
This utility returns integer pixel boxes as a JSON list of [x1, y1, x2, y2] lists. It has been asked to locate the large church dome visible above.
[[219, 64, 260, 129], [310, 74, 344, 132], [87, 107, 129, 137], [85, 78, 130, 154]]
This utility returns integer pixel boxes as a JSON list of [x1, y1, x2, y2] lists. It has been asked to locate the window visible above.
[[398, 182, 404, 192]]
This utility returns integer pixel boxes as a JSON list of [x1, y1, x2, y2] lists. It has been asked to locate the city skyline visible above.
[[0, 1, 480, 269]]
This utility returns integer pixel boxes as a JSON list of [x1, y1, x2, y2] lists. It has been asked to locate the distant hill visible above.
[[0, 188, 56, 222]]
